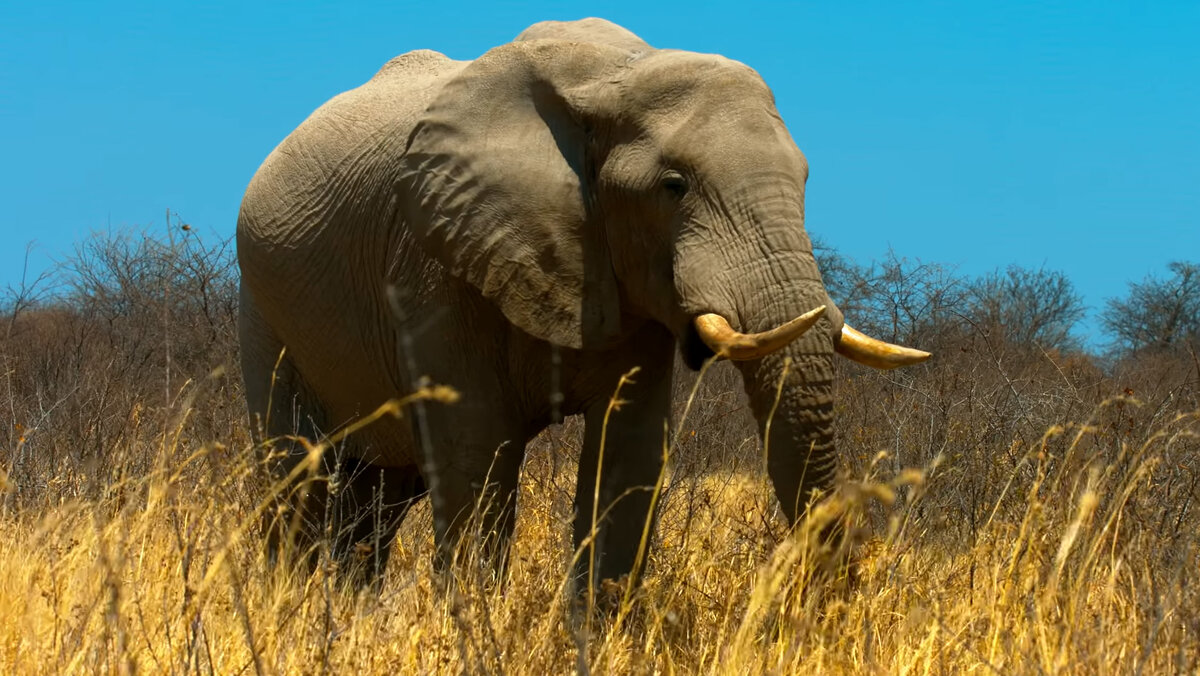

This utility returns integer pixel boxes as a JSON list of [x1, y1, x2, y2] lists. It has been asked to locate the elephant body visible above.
[[239, 48, 470, 470], [237, 18, 926, 589]]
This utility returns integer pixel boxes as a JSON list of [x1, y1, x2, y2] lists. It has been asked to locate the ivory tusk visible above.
[[835, 324, 932, 369], [694, 306, 826, 361]]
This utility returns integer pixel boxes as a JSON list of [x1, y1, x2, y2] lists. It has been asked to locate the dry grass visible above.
[[2, 229, 1198, 673], [1, 362, 1197, 674]]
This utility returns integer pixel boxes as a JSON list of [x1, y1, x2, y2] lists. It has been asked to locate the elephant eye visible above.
[[660, 171, 689, 198]]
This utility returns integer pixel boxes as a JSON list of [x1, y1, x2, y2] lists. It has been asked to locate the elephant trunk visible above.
[[736, 324, 838, 524], [716, 241, 841, 524], [672, 178, 848, 522]]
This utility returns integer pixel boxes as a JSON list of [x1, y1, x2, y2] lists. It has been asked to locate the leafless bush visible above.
[[834, 315, 1197, 580], [1103, 260, 1200, 356], [840, 249, 968, 349], [966, 264, 1086, 351], [1, 217, 242, 510]]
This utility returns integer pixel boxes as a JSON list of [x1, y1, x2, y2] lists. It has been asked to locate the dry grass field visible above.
[[1, 230, 1198, 674]]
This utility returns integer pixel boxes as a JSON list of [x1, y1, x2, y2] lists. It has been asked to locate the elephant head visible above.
[[398, 36, 928, 524]]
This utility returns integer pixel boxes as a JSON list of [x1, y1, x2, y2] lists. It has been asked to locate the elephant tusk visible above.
[[694, 306, 826, 361], [835, 324, 932, 369]]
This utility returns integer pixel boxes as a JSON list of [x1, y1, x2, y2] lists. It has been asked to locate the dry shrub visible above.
[[2, 223, 242, 509]]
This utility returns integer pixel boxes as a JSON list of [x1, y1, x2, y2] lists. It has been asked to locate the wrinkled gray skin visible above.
[[238, 18, 845, 589]]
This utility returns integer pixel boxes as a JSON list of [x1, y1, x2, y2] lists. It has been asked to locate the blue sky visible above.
[[2, 1, 1197, 340]]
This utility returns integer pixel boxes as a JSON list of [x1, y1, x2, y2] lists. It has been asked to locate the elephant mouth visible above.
[[680, 321, 717, 371]]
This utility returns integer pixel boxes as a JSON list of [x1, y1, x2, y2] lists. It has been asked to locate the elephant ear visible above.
[[399, 40, 630, 349]]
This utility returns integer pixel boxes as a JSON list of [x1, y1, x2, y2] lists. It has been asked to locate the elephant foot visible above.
[[262, 453, 427, 592]]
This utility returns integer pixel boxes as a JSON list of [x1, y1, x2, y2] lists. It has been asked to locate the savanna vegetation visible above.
[[1, 220, 1197, 673]]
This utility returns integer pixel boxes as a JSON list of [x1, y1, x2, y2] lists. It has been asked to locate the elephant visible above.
[[236, 17, 929, 591]]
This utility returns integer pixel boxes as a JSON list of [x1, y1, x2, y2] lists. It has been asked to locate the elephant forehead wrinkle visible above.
[[655, 99, 780, 152]]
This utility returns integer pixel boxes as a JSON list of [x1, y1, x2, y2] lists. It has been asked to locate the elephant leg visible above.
[[425, 431, 527, 581], [327, 458, 427, 589], [399, 302, 531, 581], [573, 338, 674, 597], [239, 288, 332, 577], [254, 373, 333, 579], [263, 442, 329, 577]]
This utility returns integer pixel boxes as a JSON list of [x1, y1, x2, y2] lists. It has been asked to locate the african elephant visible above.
[[236, 17, 928, 590]]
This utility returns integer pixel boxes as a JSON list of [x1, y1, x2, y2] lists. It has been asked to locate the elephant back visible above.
[[237, 49, 466, 268], [514, 17, 651, 52]]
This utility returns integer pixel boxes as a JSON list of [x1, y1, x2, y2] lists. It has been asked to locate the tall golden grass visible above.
[[1, 363, 1196, 674]]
